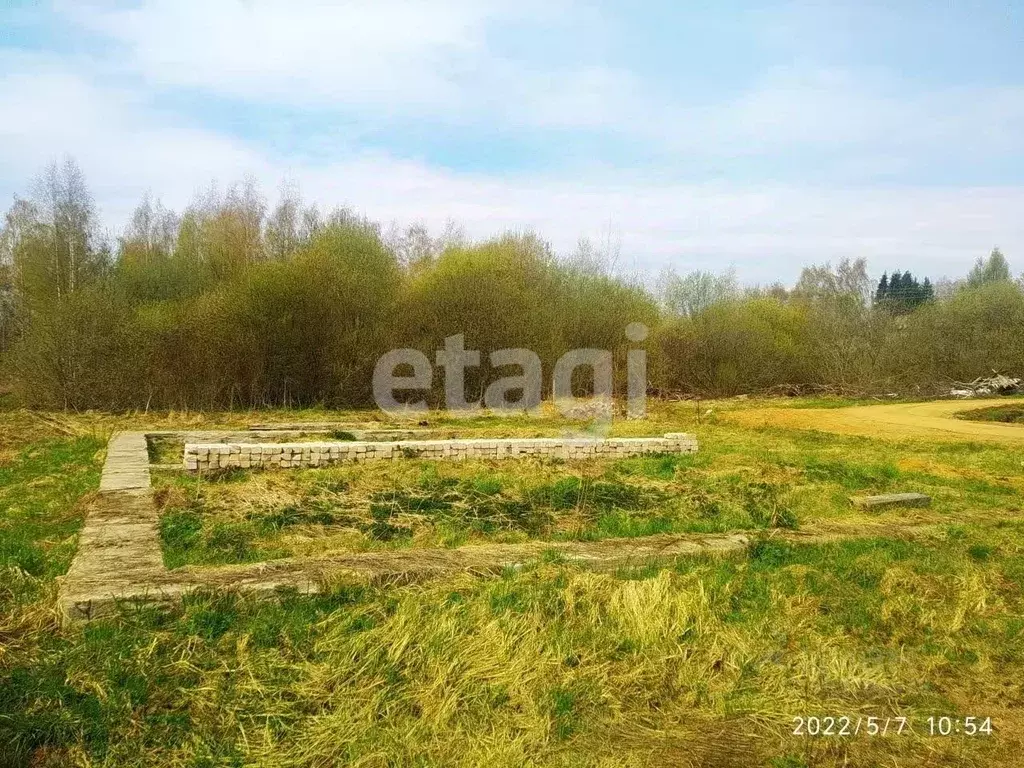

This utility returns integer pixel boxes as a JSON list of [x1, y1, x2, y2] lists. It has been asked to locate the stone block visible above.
[[182, 432, 700, 473], [850, 493, 931, 510]]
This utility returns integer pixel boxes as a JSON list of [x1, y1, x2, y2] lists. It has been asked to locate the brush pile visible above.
[[949, 373, 1022, 398]]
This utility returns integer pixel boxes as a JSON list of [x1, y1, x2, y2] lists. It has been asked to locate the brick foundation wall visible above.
[[183, 433, 698, 471]]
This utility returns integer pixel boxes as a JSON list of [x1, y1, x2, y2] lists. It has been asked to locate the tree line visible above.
[[1, 159, 1022, 410]]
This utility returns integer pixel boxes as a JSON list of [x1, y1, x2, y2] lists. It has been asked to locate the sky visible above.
[[1, 0, 1022, 285]]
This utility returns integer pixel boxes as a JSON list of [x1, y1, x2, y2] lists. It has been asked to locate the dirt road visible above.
[[727, 398, 1024, 444]]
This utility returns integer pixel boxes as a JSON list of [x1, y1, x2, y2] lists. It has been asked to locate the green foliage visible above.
[[967, 247, 1012, 288], [894, 281, 1024, 384], [959, 404, 1024, 424], [2, 163, 1023, 405], [399, 232, 658, 402], [159, 507, 289, 568], [803, 457, 901, 490], [874, 269, 934, 313], [741, 481, 799, 529], [654, 298, 809, 395], [0, 438, 103, 579], [366, 480, 547, 539]]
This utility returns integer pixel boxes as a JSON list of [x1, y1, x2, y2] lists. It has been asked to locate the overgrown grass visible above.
[[6, 535, 1023, 765], [154, 452, 808, 565], [3, 403, 1024, 766], [0, 436, 103, 579], [151, 412, 1024, 566]]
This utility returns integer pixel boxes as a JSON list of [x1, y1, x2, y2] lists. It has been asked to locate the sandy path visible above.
[[727, 398, 1024, 444]]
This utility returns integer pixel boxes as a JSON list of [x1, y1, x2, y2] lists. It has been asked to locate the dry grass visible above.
[[62, 543, 1018, 768], [151, 403, 1024, 569], [4, 399, 1024, 767]]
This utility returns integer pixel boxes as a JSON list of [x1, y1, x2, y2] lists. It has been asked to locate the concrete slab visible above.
[[59, 428, 945, 624], [850, 492, 932, 510]]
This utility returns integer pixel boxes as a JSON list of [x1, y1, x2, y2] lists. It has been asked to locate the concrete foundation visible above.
[[183, 433, 699, 472]]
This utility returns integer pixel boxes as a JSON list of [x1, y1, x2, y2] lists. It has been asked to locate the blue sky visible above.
[[1, 1, 1022, 284]]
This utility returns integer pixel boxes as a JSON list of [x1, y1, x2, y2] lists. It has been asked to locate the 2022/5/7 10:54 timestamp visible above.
[[792, 715, 994, 737]]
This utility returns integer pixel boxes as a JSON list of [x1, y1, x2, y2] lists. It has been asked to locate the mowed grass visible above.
[[2, 401, 1024, 766]]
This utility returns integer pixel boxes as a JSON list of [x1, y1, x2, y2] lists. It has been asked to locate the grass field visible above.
[[959, 404, 1024, 425], [153, 420, 1018, 569], [2, 399, 1024, 766]]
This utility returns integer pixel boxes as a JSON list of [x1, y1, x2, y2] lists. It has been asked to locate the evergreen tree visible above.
[[873, 269, 933, 313], [888, 271, 903, 301], [922, 277, 934, 302], [874, 273, 888, 304], [900, 271, 914, 300]]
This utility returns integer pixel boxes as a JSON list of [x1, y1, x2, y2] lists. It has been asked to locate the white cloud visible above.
[[61, 1, 1024, 173], [710, 69, 1024, 156], [3, 59, 1021, 286], [0, 51, 268, 219], [70, 0, 534, 111], [3, 8, 1024, 286]]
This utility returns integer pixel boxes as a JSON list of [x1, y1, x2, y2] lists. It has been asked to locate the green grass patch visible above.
[[958, 403, 1024, 424], [160, 508, 290, 568], [0, 437, 104, 578], [802, 456, 901, 490], [526, 476, 652, 511]]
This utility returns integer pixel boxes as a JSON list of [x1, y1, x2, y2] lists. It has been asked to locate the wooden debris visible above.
[[949, 373, 1022, 398]]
